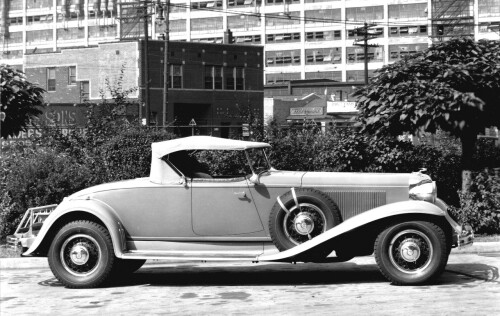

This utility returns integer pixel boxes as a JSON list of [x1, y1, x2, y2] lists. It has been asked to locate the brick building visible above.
[[23, 40, 264, 137]]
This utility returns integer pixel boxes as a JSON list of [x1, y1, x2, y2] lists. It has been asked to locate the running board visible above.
[[121, 251, 262, 262]]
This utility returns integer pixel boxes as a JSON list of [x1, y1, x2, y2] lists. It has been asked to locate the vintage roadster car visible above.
[[8, 136, 473, 288]]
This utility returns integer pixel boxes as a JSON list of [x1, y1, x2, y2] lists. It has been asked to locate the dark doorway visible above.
[[174, 103, 211, 136]]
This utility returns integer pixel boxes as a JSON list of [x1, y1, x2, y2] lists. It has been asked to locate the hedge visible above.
[[1, 125, 499, 239]]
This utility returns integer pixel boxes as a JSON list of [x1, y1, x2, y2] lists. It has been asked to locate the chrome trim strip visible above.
[[129, 236, 272, 242]]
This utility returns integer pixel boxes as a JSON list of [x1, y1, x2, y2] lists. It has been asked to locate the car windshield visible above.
[[246, 148, 271, 175]]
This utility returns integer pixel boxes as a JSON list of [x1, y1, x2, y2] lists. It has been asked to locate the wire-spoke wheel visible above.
[[48, 220, 115, 288], [375, 221, 448, 285], [269, 188, 341, 251]]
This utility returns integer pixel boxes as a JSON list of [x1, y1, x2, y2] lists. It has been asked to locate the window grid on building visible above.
[[388, 3, 428, 20], [68, 66, 77, 85], [266, 50, 301, 66], [47, 67, 56, 92], [305, 48, 342, 64]]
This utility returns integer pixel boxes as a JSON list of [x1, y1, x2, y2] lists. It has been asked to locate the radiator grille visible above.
[[323, 191, 386, 220]]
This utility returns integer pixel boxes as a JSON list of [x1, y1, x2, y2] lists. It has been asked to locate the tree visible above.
[[354, 39, 500, 191], [1, 65, 46, 139]]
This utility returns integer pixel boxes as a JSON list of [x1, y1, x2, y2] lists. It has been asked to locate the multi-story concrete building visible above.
[[1, 0, 499, 82]]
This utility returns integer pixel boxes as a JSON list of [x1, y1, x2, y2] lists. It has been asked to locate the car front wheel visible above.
[[48, 220, 115, 288], [374, 221, 448, 285]]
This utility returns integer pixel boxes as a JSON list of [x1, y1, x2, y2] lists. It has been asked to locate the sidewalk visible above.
[[1, 242, 499, 270]]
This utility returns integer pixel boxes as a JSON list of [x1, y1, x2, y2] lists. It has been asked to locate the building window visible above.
[[388, 3, 428, 20], [346, 47, 384, 64], [191, 0, 222, 10], [228, 0, 262, 8], [47, 68, 56, 92], [169, 19, 187, 33], [347, 27, 384, 39], [171, 65, 182, 88], [234, 35, 261, 44], [227, 15, 261, 31], [204, 65, 223, 89], [191, 17, 223, 32], [389, 44, 428, 61], [266, 11, 300, 28], [305, 48, 342, 64], [305, 9, 341, 26], [266, 32, 300, 43], [305, 30, 341, 41], [346, 6, 384, 21], [225, 67, 235, 90], [26, 29, 53, 44], [478, 0, 500, 17], [389, 25, 427, 37], [346, 70, 375, 82], [266, 0, 299, 5], [68, 66, 77, 85], [305, 71, 342, 81], [80, 81, 89, 102], [266, 72, 300, 85], [266, 50, 301, 67], [235, 67, 244, 90]]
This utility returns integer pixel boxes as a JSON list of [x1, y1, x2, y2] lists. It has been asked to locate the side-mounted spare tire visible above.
[[269, 188, 342, 251]]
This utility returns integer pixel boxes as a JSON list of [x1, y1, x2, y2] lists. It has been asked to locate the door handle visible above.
[[234, 191, 247, 198]]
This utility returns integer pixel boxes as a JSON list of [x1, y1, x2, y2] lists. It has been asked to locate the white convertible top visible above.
[[151, 136, 270, 158], [150, 136, 271, 184]]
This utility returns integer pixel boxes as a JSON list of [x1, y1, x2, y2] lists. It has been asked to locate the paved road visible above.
[[1, 253, 499, 315]]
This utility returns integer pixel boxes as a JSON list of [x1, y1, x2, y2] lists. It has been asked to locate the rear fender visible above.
[[23, 199, 127, 258], [258, 200, 447, 262]]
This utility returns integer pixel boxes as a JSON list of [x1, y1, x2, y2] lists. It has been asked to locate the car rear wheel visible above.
[[48, 220, 115, 288], [269, 188, 342, 251], [374, 221, 448, 285]]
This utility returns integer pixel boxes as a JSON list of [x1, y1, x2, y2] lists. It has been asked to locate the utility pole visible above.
[[163, 0, 170, 127], [143, 0, 150, 125], [155, 0, 169, 127], [353, 22, 379, 85]]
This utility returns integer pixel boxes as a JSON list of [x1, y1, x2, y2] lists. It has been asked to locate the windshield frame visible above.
[[244, 147, 272, 177]]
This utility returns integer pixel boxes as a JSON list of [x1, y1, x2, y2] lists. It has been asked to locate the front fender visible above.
[[23, 199, 127, 258], [258, 200, 447, 262]]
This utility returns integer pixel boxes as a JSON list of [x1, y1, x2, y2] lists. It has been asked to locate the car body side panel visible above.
[[191, 178, 265, 236], [91, 186, 193, 238], [23, 199, 127, 258], [257, 200, 446, 262]]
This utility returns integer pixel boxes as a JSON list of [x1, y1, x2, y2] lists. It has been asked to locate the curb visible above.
[[1, 242, 499, 270]]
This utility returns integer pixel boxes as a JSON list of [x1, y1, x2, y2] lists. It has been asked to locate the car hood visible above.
[[301, 171, 411, 187], [67, 178, 154, 200]]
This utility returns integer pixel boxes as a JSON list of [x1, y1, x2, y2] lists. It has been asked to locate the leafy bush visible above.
[[450, 168, 500, 234], [97, 127, 175, 182], [0, 148, 92, 238]]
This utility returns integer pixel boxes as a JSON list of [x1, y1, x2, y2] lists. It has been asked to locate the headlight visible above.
[[409, 181, 437, 203]]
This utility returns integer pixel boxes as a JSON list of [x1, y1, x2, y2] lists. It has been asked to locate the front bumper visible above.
[[456, 224, 474, 248], [435, 198, 474, 248]]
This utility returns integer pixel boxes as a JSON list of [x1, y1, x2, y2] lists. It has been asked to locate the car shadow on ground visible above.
[[118, 262, 498, 288], [37, 262, 499, 288]]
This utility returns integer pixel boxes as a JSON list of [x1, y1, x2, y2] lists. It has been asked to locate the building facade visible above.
[[2, 0, 499, 84], [21, 40, 263, 137]]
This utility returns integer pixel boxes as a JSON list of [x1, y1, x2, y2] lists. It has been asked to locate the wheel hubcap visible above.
[[283, 203, 327, 245], [399, 239, 421, 262], [70, 245, 90, 265], [60, 234, 101, 276], [389, 229, 433, 274], [294, 213, 315, 235]]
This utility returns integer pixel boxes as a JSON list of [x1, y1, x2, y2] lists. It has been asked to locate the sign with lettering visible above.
[[290, 107, 323, 116], [327, 101, 358, 113]]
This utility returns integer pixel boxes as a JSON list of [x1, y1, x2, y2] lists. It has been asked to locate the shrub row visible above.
[[1, 124, 499, 239]]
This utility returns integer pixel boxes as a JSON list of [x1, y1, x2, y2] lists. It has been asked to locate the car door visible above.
[[191, 177, 265, 236]]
